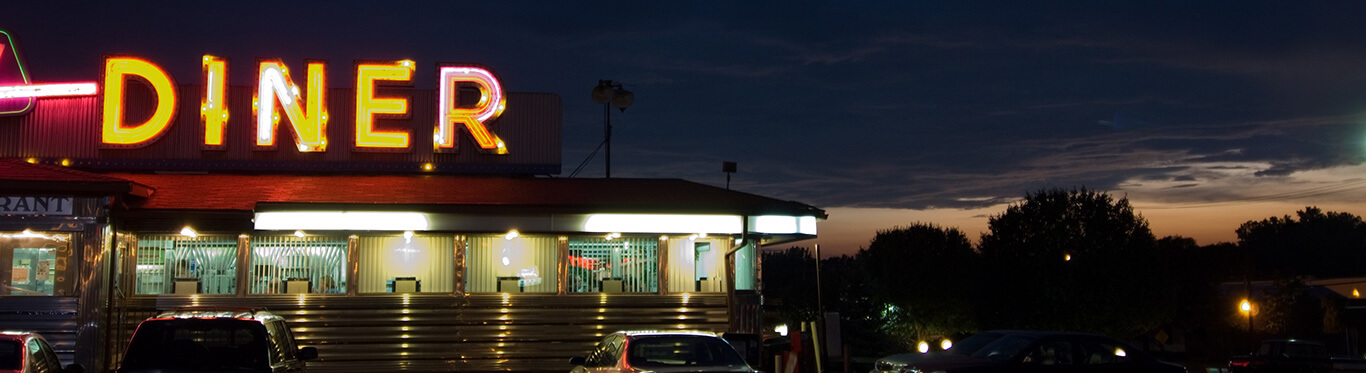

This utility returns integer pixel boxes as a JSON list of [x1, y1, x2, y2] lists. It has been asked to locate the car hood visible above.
[[905, 354, 1011, 371], [116, 366, 273, 368], [629, 366, 755, 373], [878, 351, 958, 365]]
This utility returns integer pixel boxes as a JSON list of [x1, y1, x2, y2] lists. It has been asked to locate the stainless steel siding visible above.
[[116, 294, 727, 372], [0, 297, 79, 365]]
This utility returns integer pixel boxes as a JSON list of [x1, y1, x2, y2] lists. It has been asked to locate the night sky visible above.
[[5, 2, 1366, 256]]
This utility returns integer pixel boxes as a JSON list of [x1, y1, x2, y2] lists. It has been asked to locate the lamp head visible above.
[[611, 89, 634, 112], [591, 81, 614, 104]]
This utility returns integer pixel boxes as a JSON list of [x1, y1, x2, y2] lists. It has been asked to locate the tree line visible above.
[[763, 187, 1366, 362]]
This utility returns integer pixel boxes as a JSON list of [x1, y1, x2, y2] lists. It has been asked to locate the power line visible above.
[[568, 140, 606, 178]]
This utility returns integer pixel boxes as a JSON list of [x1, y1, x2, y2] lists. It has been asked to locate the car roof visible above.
[[150, 307, 282, 323], [1264, 339, 1326, 345], [0, 331, 39, 341], [617, 330, 722, 338]]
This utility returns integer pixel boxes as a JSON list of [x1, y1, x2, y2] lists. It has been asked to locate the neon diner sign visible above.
[[101, 55, 508, 154]]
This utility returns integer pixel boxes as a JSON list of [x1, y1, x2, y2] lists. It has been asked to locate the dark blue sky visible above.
[[6, 1, 1366, 251]]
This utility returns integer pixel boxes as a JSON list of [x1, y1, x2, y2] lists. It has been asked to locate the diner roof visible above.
[[107, 173, 827, 218], [0, 158, 152, 196]]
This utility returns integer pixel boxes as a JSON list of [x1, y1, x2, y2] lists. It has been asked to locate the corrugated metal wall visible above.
[[0, 87, 562, 174], [0, 297, 78, 365], [115, 294, 729, 372]]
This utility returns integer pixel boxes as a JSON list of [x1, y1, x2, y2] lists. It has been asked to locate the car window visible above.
[[625, 335, 749, 368], [265, 320, 298, 362], [605, 335, 625, 367], [1079, 339, 1133, 365], [971, 335, 1036, 361], [1285, 343, 1327, 358], [1023, 339, 1073, 365], [36, 338, 62, 373], [121, 319, 272, 370], [0, 340, 21, 370], [26, 338, 61, 373], [586, 335, 618, 367], [1256, 342, 1278, 357], [949, 332, 1004, 355]]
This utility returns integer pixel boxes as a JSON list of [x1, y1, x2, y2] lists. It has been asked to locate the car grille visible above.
[[874, 361, 908, 371]]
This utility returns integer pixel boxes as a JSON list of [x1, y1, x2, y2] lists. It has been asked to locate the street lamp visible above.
[[591, 80, 634, 178], [1240, 299, 1253, 332]]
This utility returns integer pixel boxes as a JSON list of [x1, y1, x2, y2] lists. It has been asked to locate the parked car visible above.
[[0, 331, 83, 373], [886, 330, 1184, 373], [569, 330, 759, 373], [115, 308, 317, 373], [1226, 339, 1366, 373], [871, 331, 1007, 373]]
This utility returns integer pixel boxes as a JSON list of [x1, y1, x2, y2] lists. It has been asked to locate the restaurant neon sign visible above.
[[100, 55, 508, 154]]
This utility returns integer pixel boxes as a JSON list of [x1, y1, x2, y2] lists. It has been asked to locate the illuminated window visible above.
[[134, 235, 238, 295], [249, 235, 348, 294], [665, 236, 728, 292], [465, 234, 558, 293], [0, 231, 72, 296], [569, 236, 657, 293], [734, 242, 756, 291], [357, 234, 453, 293]]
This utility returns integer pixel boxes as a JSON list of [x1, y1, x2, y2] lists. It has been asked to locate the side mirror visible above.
[[61, 363, 85, 373], [298, 346, 319, 361], [569, 356, 587, 365]]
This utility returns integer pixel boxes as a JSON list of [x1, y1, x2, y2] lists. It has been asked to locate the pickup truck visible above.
[[1229, 339, 1366, 373]]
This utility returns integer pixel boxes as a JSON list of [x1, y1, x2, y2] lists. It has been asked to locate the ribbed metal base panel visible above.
[[0, 297, 78, 364], [115, 294, 730, 372]]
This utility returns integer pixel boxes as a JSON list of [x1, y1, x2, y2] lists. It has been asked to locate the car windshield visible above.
[[947, 332, 1005, 355], [121, 319, 271, 370], [0, 340, 20, 370], [625, 335, 749, 368], [970, 335, 1037, 361]]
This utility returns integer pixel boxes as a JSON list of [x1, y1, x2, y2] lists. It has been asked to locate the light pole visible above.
[[591, 80, 634, 178], [1240, 299, 1254, 332]]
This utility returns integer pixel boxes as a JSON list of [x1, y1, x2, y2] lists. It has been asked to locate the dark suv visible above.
[[116, 308, 317, 373]]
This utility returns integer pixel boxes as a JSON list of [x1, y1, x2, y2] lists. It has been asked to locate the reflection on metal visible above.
[[117, 293, 728, 372]]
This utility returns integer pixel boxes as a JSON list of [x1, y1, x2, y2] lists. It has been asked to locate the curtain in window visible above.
[[665, 236, 729, 293], [357, 234, 453, 293], [465, 235, 559, 293]]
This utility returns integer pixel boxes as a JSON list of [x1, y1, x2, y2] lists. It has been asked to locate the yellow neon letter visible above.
[[436, 65, 507, 154], [355, 60, 415, 149], [201, 55, 228, 149], [102, 57, 177, 147], [255, 60, 328, 152]]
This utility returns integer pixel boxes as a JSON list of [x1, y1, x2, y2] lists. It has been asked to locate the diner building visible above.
[[0, 54, 824, 372]]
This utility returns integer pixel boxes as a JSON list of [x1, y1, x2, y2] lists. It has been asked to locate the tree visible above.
[[819, 255, 901, 357], [856, 223, 980, 349], [762, 247, 819, 324], [1237, 207, 1366, 279], [977, 187, 1168, 337]]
